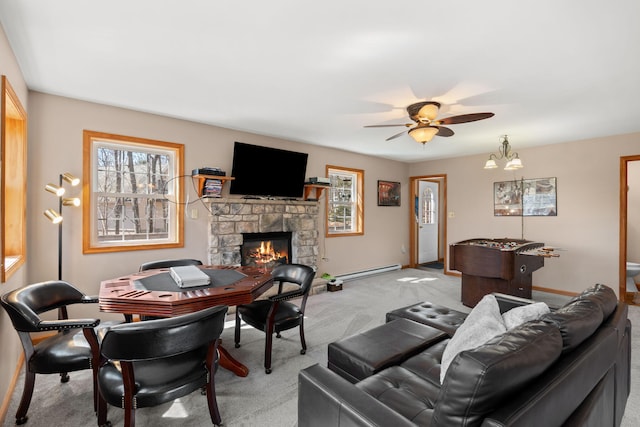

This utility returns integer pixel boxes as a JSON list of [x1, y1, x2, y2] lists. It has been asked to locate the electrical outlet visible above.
[[448, 211, 455, 218], [190, 209, 198, 219]]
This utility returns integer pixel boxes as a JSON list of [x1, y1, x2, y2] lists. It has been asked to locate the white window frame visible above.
[[82, 130, 184, 253], [325, 165, 364, 236]]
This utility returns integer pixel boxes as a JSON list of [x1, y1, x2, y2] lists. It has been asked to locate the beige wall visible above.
[[409, 132, 640, 295], [26, 92, 412, 318], [0, 24, 29, 421]]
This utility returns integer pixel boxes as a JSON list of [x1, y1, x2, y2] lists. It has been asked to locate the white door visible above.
[[418, 181, 438, 264]]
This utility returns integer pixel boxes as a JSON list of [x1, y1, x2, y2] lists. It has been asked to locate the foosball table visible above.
[[449, 238, 558, 307]]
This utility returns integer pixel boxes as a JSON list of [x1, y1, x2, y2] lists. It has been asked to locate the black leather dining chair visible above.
[[93, 305, 228, 427], [138, 258, 203, 271], [0, 280, 106, 425], [234, 263, 316, 373]]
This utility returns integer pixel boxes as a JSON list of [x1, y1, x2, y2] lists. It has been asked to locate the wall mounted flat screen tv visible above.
[[229, 142, 308, 198]]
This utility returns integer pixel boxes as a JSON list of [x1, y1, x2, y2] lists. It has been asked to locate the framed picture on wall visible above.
[[494, 180, 523, 216], [522, 177, 557, 216], [378, 180, 401, 206], [494, 177, 557, 216]]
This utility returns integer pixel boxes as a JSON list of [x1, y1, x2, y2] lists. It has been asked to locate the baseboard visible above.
[[0, 351, 24, 424], [533, 285, 578, 297]]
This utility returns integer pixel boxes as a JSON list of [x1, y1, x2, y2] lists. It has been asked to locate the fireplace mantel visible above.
[[207, 198, 319, 269]]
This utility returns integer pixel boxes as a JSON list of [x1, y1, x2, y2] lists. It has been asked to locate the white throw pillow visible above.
[[502, 302, 550, 330], [440, 294, 506, 384]]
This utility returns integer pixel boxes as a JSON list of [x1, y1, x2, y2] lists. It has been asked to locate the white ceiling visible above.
[[2, 0, 639, 163]]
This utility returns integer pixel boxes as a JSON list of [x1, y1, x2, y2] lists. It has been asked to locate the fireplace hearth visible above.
[[241, 232, 292, 269]]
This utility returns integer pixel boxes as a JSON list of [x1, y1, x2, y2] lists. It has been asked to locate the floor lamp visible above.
[[44, 172, 81, 281]]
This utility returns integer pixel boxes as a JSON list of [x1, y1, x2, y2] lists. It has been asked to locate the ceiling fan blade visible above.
[[364, 123, 412, 128], [386, 130, 408, 141], [437, 112, 495, 125], [436, 126, 455, 137]]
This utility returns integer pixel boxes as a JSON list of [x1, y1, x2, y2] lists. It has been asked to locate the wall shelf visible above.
[[303, 184, 329, 201], [192, 174, 234, 198]]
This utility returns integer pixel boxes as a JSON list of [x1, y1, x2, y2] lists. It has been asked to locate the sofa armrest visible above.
[[298, 364, 416, 427]]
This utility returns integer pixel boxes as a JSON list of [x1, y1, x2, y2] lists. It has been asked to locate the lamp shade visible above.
[[484, 159, 498, 169], [61, 172, 80, 186], [409, 125, 439, 144], [504, 158, 523, 170], [62, 197, 81, 207], [417, 103, 439, 120], [44, 209, 63, 224], [45, 183, 65, 197]]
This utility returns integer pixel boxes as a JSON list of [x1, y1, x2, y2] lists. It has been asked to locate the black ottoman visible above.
[[386, 301, 467, 336], [327, 318, 447, 383]]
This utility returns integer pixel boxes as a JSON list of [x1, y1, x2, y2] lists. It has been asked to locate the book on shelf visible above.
[[202, 178, 223, 197]]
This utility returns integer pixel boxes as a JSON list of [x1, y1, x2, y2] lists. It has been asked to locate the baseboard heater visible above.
[[335, 264, 402, 281]]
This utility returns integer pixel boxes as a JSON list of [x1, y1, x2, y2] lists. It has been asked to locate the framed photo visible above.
[[494, 180, 523, 216], [494, 177, 557, 216], [378, 180, 401, 206], [522, 177, 557, 216]]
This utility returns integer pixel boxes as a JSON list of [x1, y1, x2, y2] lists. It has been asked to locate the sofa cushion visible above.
[[328, 318, 447, 383], [401, 339, 448, 387], [439, 294, 506, 383], [502, 301, 550, 329], [433, 320, 563, 427], [542, 298, 603, 353], [567, 283, 617, 319], [385, 301, 468, 336], [356, 366, 440, 426]]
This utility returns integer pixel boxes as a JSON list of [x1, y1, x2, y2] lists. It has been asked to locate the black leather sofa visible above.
[[298, 284, 631, 427]]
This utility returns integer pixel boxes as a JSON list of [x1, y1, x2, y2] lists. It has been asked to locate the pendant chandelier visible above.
[[483, 135, 523, 170]]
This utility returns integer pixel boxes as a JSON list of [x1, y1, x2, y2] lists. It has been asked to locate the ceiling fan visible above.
[[364, 101, 494, 144]]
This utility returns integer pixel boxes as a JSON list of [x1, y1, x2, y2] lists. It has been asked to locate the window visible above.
[[83, 130, 184, 253], [422, 188, 436, 224], [325, 165, 364, 236], [1, 76, 27, 281]]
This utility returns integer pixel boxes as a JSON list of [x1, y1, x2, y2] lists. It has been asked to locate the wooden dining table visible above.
[[98, 265, 274, 377]]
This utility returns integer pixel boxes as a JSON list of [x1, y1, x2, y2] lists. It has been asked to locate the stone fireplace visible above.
[[207, 198, 318, 269]]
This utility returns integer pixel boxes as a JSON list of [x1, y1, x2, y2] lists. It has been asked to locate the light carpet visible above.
[[2, 268, 638, 427]]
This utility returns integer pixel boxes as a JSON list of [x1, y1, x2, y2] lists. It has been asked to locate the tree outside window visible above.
[[326, 165, 363, 236], [83, 131, 184, 253]]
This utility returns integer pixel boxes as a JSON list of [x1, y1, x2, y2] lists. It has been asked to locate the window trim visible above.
[[1, 76, 27, 282], [325, 165, 364, 237], [82, 130, 184, 253]]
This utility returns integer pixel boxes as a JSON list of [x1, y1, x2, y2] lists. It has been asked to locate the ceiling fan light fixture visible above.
[[417, 103, 439, 121], [409, 125, 439, 144]]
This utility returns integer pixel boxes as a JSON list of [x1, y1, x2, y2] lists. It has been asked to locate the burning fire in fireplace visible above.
[[250, 241, 286, 266], [241, 232, 291, 269]]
